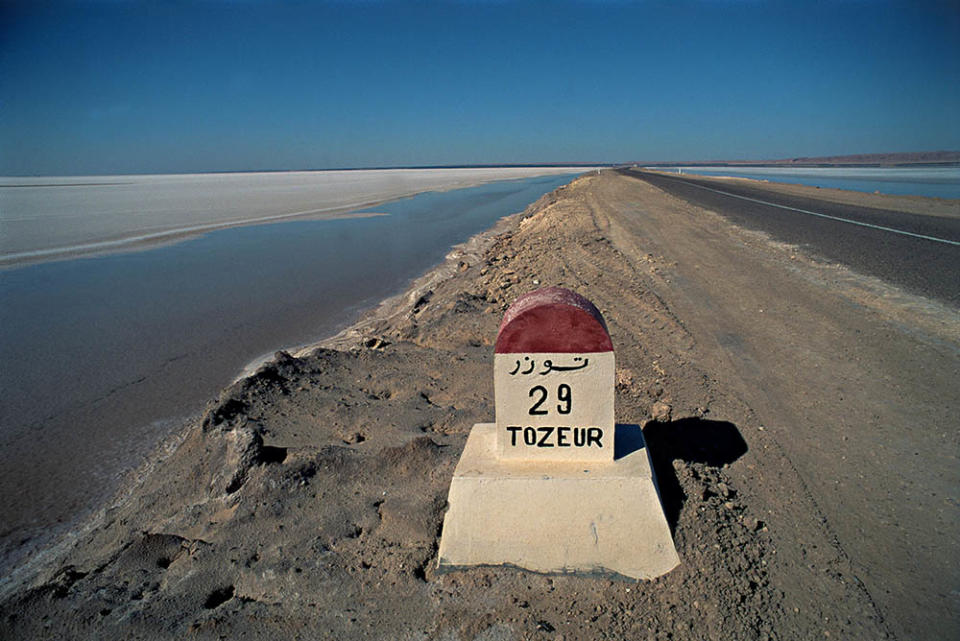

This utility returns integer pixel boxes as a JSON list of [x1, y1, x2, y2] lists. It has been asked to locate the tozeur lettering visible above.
[[506, 426, 603, 448]]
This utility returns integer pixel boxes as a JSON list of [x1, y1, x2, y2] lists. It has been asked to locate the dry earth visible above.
[[1, 171, 956, 640]]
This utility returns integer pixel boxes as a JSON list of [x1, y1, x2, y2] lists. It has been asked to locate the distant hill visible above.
[[767, 151, 960, 166]]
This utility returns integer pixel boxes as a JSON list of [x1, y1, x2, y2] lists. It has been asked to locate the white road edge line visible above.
[[674, 178, 960, 247]]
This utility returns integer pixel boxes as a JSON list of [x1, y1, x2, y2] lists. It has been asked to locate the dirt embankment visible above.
[[1, 172, 956, 640]]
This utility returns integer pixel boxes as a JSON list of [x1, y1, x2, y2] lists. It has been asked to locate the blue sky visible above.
[[1, 1, 958, 175]]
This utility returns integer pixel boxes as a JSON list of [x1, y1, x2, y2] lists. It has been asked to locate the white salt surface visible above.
[[0, 167, 595, 264]]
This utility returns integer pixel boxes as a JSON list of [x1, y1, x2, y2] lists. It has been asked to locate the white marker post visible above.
[[438, 287, 679, 579], [493, 287, 615, 462]]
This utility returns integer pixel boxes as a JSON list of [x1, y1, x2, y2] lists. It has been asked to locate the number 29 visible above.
[[529, 384, 572, 415]]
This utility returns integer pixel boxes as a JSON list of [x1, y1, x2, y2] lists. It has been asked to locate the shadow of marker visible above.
[[641, 418, 748, 533], [613, 423, 646, 460]]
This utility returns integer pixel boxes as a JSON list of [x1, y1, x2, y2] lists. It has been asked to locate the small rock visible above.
[[616, 368, 635, 388], [718, 482, 732, 498], [723, 501, 735, 511], [651, 401, 672, 422], [363, 337, 389, 350]]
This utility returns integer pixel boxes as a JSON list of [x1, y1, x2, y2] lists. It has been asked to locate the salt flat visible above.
[[0, 167, 594, 264]]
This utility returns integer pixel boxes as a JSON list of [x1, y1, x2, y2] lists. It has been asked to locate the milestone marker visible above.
[[438, 287, 680, 580], [494, 288, 614, 462]]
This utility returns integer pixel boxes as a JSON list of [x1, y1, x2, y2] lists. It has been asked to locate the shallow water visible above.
[[658, 166, 960, 199], [0, 167, 588, 263], [0, 173, 577, 561]]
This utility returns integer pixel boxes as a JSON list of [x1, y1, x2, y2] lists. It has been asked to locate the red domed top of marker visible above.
[[495, 287, 613, 353]]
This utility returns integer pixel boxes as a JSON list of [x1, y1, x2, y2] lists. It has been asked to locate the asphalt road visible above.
[[620, 169, 960, 307]]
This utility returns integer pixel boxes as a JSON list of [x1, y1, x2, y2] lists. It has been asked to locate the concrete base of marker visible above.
[[437, 423, 680, 580]]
